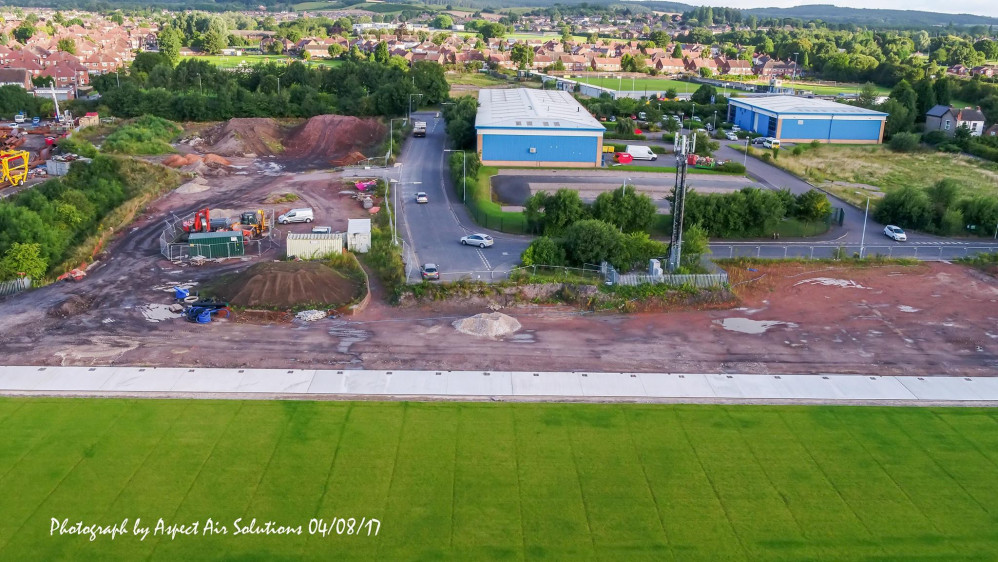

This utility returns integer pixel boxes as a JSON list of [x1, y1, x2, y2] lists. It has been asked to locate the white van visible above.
[[278, 208, 314, 224], [762, 138, 781, 149], [624, 145, 657, 161]]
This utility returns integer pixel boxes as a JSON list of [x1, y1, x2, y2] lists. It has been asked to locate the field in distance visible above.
[[2, 398, 997, 559]]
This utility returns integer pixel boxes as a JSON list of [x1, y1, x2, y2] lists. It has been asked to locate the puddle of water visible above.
[[716, 318, 798, 334], [897, 305, 920, 313], [139, 304, 181, 323], [794, 278, 868, 289]]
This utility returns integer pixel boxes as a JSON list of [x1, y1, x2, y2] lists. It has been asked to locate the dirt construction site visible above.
[[0, 114, 997, 378]]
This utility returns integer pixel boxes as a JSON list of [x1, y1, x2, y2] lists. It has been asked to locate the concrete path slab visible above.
[[0, 366, 995, 405]]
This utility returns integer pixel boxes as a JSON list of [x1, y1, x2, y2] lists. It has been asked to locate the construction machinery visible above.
[[182, 208, 211, 234], [0, 150, 29, 187], [238, 209, 267, 239]]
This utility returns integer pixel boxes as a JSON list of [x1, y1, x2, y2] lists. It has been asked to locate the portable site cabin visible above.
[[188, 231, 244, 259], [286, 232, 346, 259], [347, 219, 371, 253]]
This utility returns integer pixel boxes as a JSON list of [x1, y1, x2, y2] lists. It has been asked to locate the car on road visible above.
[[415, 192, 428, 204], [420, 263, 440, 280], [460, 233, 494, 248], [884, 225, 907, 242], [751, 136, 767, 145], [725, 132, 738, 141], [277, 208, 314, 224]]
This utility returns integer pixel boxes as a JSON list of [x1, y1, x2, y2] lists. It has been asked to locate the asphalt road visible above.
[[396, 112, 529, 280]]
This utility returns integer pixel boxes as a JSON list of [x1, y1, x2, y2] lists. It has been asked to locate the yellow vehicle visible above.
[[0, 150, 29, 187]]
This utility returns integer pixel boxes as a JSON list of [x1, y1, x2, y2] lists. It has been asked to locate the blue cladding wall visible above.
[[756, 114, 771, 135], [733, 107, 755, 131], [481, 134, 598, 163], [781, 118, 881, 141]]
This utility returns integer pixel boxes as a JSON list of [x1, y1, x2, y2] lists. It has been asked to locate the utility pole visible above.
[[667, 132, 694, 272], [859, 197, 870, 258]]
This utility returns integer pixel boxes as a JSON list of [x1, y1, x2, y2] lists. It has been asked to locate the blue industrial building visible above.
[[728, 96, 888, 144], [476, 89, 604, 167]]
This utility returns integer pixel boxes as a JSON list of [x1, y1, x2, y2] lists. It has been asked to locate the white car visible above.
[[884, 225, 907, 242], [725, 132, 738, 141], [415, 192, 428, 204], [460, 233, 494, 248]]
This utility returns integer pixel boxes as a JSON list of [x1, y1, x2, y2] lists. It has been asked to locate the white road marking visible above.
[[477, 248, 492, 270]]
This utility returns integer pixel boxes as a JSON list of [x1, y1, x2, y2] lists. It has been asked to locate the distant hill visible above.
[[740, 4, 998, 27]]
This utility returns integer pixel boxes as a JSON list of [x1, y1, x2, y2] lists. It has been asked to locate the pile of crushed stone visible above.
[[295, 310, 327, 322], [452, 312, 522, 338]]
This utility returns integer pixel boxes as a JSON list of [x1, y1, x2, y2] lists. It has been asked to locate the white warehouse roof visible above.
[[476, 88, 604, 131], [730, 95, 887, 116]]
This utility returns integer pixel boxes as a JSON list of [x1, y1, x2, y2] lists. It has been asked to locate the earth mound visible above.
[[208, 262, 363, 309], [283, 115, 385, 165], [201, 118, 285, 157], [452, 312, 522, 338], [48, 294, 97, 318]]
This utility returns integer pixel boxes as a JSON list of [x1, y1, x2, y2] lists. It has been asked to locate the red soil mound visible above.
[[210, 261, 363, 309], [283, 115, 386, 165]]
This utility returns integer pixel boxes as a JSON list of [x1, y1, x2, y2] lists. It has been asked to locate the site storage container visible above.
[[188, 231, 244, 259], [286, 232, 345, 259]]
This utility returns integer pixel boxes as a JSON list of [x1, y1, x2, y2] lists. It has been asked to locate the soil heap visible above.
[[452, 312, 522, 338], [283, 115, 386, 166], [208, 262, 363, 309], [201, 118, 286, 157]]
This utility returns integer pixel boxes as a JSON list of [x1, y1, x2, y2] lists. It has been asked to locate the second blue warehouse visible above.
[[728, 95, 888, 144]]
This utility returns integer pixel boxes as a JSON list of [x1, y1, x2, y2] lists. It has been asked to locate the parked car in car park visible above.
[[884, 225, 907, 241], [420, 263, 440, 280], [752, 136, 767, 145], [460, 233, 494, 248], [277, 208, 314, 224], [725, 132, 739, 141], [415, 192, 428, 204]]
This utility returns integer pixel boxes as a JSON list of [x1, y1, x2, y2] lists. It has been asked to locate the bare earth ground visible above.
[[1, 118, 996, 376]]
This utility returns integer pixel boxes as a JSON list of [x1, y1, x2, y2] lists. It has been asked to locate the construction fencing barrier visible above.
[[709, 244, 998, 261], [0, 276, 31, 298]]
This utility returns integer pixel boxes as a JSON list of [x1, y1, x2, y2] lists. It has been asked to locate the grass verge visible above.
[[4, 399, 997, 560]]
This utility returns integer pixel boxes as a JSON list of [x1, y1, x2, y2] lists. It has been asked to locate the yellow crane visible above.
[[0, 150, 29, 187]]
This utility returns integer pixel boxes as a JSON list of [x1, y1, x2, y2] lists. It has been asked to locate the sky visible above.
[[642, 1, 997, 18]]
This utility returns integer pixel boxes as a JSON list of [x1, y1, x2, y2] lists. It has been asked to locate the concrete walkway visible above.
[[1, 366, 996, 405]]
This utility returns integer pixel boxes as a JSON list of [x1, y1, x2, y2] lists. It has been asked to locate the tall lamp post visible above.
[[792, 52, 800, 83], [743, 137, 749, 167], [196, 73, 202, 96], [444, 149, 467, 202], [858, 193, 870, 259], [388, 177, 422, 245], [408, 93, 423, 122], [713, 110, 717, 132]]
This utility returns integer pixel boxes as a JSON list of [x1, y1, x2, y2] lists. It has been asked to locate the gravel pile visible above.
[[452, 312, 522, 338], [295, 310, 327, 322]]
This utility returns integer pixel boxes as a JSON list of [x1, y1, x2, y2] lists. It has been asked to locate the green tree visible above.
[[0, 242, 46, 281], [913, 79, 936, 117], [510, 43, 534, 70], [564, 219, 623, 267], [430, 14, 453, 29], [873, 185, 933, 231], [13, 23, 34, 44], [690, 84, 717, 105], [680, 222, 711, 271], [520, 236, 565, 266], [374, 41, 390, 64], [615, 118, 636, 135], [202, 29, 227, 55], [672, 44, 683, 58], [934, 77, 952, 106], [888, 132, 920, 152], [158, 28, 183, 66], [794, 189, 832, 228], [926, 178, 961, 223], [857, 82, 879, 108], [541, 189, 588, 235], [591, 185, 657, 233], [56, 38, 76, 54]]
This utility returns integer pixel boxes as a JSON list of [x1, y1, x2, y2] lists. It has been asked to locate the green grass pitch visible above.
[[1, 398, 997, 559]]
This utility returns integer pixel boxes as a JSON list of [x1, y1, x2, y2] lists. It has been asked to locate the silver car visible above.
[[460, 233, 494, 248]]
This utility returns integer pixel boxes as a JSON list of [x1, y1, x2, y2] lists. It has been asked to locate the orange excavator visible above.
[[238, 210, 267, 239], [182, 208, 210, 234]]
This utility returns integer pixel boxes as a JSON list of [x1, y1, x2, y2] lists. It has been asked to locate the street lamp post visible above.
[[713, 110, 717, 132], [444, 149, 466, 202], [793, 52, 800, 83], [388, 176, 423, 246], [196, 74, 202, 96], [743, 137, 749, 167], [408, 93, 423, 122]]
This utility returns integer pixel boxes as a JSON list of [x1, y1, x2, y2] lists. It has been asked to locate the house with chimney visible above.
[[925, 105, 987, 136]]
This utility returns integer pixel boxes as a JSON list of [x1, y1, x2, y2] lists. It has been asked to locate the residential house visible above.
[[984, 124, 998, 137], [925, 105, 987, 137], [947, 64, 968, 76], [592, 57, 622, 71], [685, 56, 717, 74], [0, 68, 32, 89], [653, 57, 685, 74], [721, 58, 752, 76], [970, 65, 996, 78]]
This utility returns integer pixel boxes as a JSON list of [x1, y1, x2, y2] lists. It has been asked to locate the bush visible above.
[[103, 115, 182, 155], [761, 152, 772, 162], [873, 186, 933, 231], [967, 141, 998, 163], [937, 143, 961, 153], [56, 136, 98, 158], [563, 219, 623, 268], [520, 236, 565, 266], [791, 145, 805, 156], [922, 130, 948, 145], [888, 132, 921, 152], [715, 161, 745, 173]]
